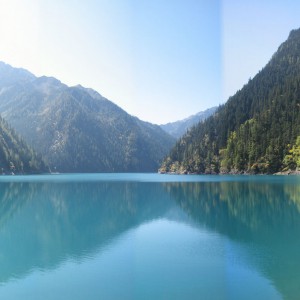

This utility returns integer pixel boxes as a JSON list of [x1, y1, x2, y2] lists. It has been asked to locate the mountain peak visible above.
[[0, 61, 35, 84], [0, 62, 175, 172], [161, 27, 300, 174], [74, 84, 104, 99], [37, 75, 62, 85], [288, 28, 300, 40]]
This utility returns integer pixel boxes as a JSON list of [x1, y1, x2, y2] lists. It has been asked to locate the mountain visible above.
[[160, 106, 217, 138], [0, 116, 47, 174], [160, 28, 300, 174], [0, 62, 175, 172]]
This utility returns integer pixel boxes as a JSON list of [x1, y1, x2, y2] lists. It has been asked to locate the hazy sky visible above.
[[0, 0, 299, 124]]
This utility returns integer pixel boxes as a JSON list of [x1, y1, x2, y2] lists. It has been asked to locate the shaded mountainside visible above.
[[160, 28, 300, 174], [0, 62, 175, 172], [0, 117, 47, 174], [160, 106, 217, 138]]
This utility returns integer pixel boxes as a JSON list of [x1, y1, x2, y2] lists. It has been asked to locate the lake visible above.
[[0, 173, 299, 299]]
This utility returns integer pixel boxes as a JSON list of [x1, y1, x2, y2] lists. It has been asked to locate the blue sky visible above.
[[0, 0, 299, 124]]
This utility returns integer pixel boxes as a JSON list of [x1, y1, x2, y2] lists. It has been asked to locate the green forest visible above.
[[0, 117, 47, 174], [0, 64, 175, 173], [160, 29, 300, 174]]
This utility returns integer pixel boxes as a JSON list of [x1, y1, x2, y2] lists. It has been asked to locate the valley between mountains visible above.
[[1, 28, 300, 175]]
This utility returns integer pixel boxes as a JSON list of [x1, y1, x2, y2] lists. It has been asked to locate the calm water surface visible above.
[[0, 173, 299, 299]]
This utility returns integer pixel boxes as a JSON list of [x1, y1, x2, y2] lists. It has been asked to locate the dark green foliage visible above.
[[0, 117, 47, 174], [0, 63, 175, 172], [161, 28, 300, 174]]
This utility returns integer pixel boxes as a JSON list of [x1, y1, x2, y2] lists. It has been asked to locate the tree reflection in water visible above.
[[0, 176, 299, 299]]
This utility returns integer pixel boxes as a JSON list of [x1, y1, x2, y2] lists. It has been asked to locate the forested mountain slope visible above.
[[160, 29, 300, 174], [0, 117, 47, 174], [0, 62, 175, 172], [160, 106, 217, 138]]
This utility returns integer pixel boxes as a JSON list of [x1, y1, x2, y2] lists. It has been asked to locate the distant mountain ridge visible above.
[[160, 107, 217, 138], [160, 28, 300, 174], [0, 62, 175, 172]]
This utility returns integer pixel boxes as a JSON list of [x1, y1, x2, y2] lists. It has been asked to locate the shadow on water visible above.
[[0, 176, 300, 299], [165, 179, 300, 300]]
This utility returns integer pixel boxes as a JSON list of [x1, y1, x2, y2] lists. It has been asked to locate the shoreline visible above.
[[159, 169, 300, 176]]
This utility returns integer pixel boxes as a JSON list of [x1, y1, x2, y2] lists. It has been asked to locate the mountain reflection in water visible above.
[[0, 181, 172, 283], [165, 179, 300, 299], [0, 175, 299, 299]]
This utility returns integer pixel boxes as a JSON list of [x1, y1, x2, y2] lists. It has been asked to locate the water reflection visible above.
[[166, 180, 300, 299], [0, 176, 299, 299], [0, 181, 172, 284]]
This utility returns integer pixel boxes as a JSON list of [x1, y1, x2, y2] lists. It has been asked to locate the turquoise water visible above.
[[0, 174, 299, 299]]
